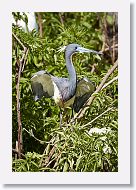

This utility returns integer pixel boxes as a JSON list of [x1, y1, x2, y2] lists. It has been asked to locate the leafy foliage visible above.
[[12, 12, 118, 172]]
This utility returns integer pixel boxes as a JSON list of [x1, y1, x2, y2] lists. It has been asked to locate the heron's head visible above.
[[65, 43, 103, 56]]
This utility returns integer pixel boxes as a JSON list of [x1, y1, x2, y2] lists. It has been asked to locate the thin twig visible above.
[[80, 107, 114, 129], [12, 32, 26, 50], [23, 128, 46, 144], [45, 143, 66, 168], [44, 146, 56, 166], [112, 35, 116, 64], [59, 12, 64, 26], [39, 136, 56, 167], [43, 135, 60, 167], [12, 149, 25, 158], [100, 13, 117, 63], [102, 76, 118, 90], [112, 13, 116, 64], [102, 13, 111, 52], [21, 48, 29, 72], [102, 44, 118, 52], [91, 63, 97, 74], [73, 60, 118, 120], [37, 12, 43, 37]]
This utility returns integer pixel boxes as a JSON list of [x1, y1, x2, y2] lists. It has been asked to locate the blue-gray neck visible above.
[[65, 51, 77, 84]]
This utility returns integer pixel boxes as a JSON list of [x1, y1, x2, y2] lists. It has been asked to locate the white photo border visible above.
[[0, 0, 130, 184]]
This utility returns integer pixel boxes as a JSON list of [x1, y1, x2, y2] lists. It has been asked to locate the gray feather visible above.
[[73, 78, 95, 112], [51, 76, 76, 102], [31, 70, 54, 101]]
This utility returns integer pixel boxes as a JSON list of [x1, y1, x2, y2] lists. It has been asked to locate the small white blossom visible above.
[[57, 46, 67, 53], [100, 136, 107, 141], [88, 127, 111, 136], [103, 144, 112, 154]]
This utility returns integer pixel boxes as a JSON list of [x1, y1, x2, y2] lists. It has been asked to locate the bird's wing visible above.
[[73, 78, 95, 113], [31, 70, 54, 101]]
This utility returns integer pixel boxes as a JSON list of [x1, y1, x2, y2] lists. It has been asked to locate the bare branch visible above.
[[80, 107, 115, 129], [23, 128, 46, 144], [44, 146, 56, 166], [39, 137, 56, 167], [59, 12, 64, 26], [102, 44, 118, 52], [102, 76, 118, 90], [37, 12, 43, 37], [12, 32, 26, 50], [91, 63, 97, 74], [13, 33, 28, 158], [12, 149, 25, 159], [16, 59, 23, 159], [21, 48, 29, 72], [45, 142, 66, 168], [112, 13, 116, 64]]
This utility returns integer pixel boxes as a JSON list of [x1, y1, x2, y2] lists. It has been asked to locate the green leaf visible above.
[[63, 161, 69, 172]]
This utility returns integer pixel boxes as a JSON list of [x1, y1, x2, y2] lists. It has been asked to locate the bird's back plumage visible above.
[[31, 70, 95, 112]]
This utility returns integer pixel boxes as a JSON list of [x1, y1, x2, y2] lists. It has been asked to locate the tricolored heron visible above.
[[31, 44, 102, 125]]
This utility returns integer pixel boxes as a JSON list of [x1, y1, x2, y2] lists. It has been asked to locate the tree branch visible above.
[[80, 107, 115, 129], [102, 76, 118, 90], [12, 32, 26, 50], [12, 149, 25, 159], [59, 12, 64, 26], [13, 32, 28, 158], [102, 44, 118, 52], [23, 128, 47, 144], [73, 60, 118, 120], [37, 12, 43, 37]]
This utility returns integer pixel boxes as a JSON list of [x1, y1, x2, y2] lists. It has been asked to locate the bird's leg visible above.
[[59, 108, 63, 128], [71, 106, 74, 119], [60, 108, 69, 127]]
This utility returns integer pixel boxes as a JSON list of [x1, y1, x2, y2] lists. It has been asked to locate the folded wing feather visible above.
[[31, 70, 54, 101], [31, 71, 95, 112], [73, 78, 95, 113]]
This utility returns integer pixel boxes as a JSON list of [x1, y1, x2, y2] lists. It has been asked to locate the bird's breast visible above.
[[52, 81, 75, 108], [52, 81, 62, 105], [63, 95, 75, 108]]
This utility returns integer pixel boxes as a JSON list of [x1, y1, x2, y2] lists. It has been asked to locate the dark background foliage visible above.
[[12, 12, 118, 172]]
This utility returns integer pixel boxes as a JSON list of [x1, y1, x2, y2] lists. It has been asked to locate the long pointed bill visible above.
[[77, 47, 103, 55]]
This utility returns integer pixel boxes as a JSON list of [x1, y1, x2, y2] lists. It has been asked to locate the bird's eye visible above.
[[75, 46, 78, 50]]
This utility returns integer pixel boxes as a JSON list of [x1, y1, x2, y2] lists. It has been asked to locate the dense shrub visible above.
[[12, 12, 118, 172]]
